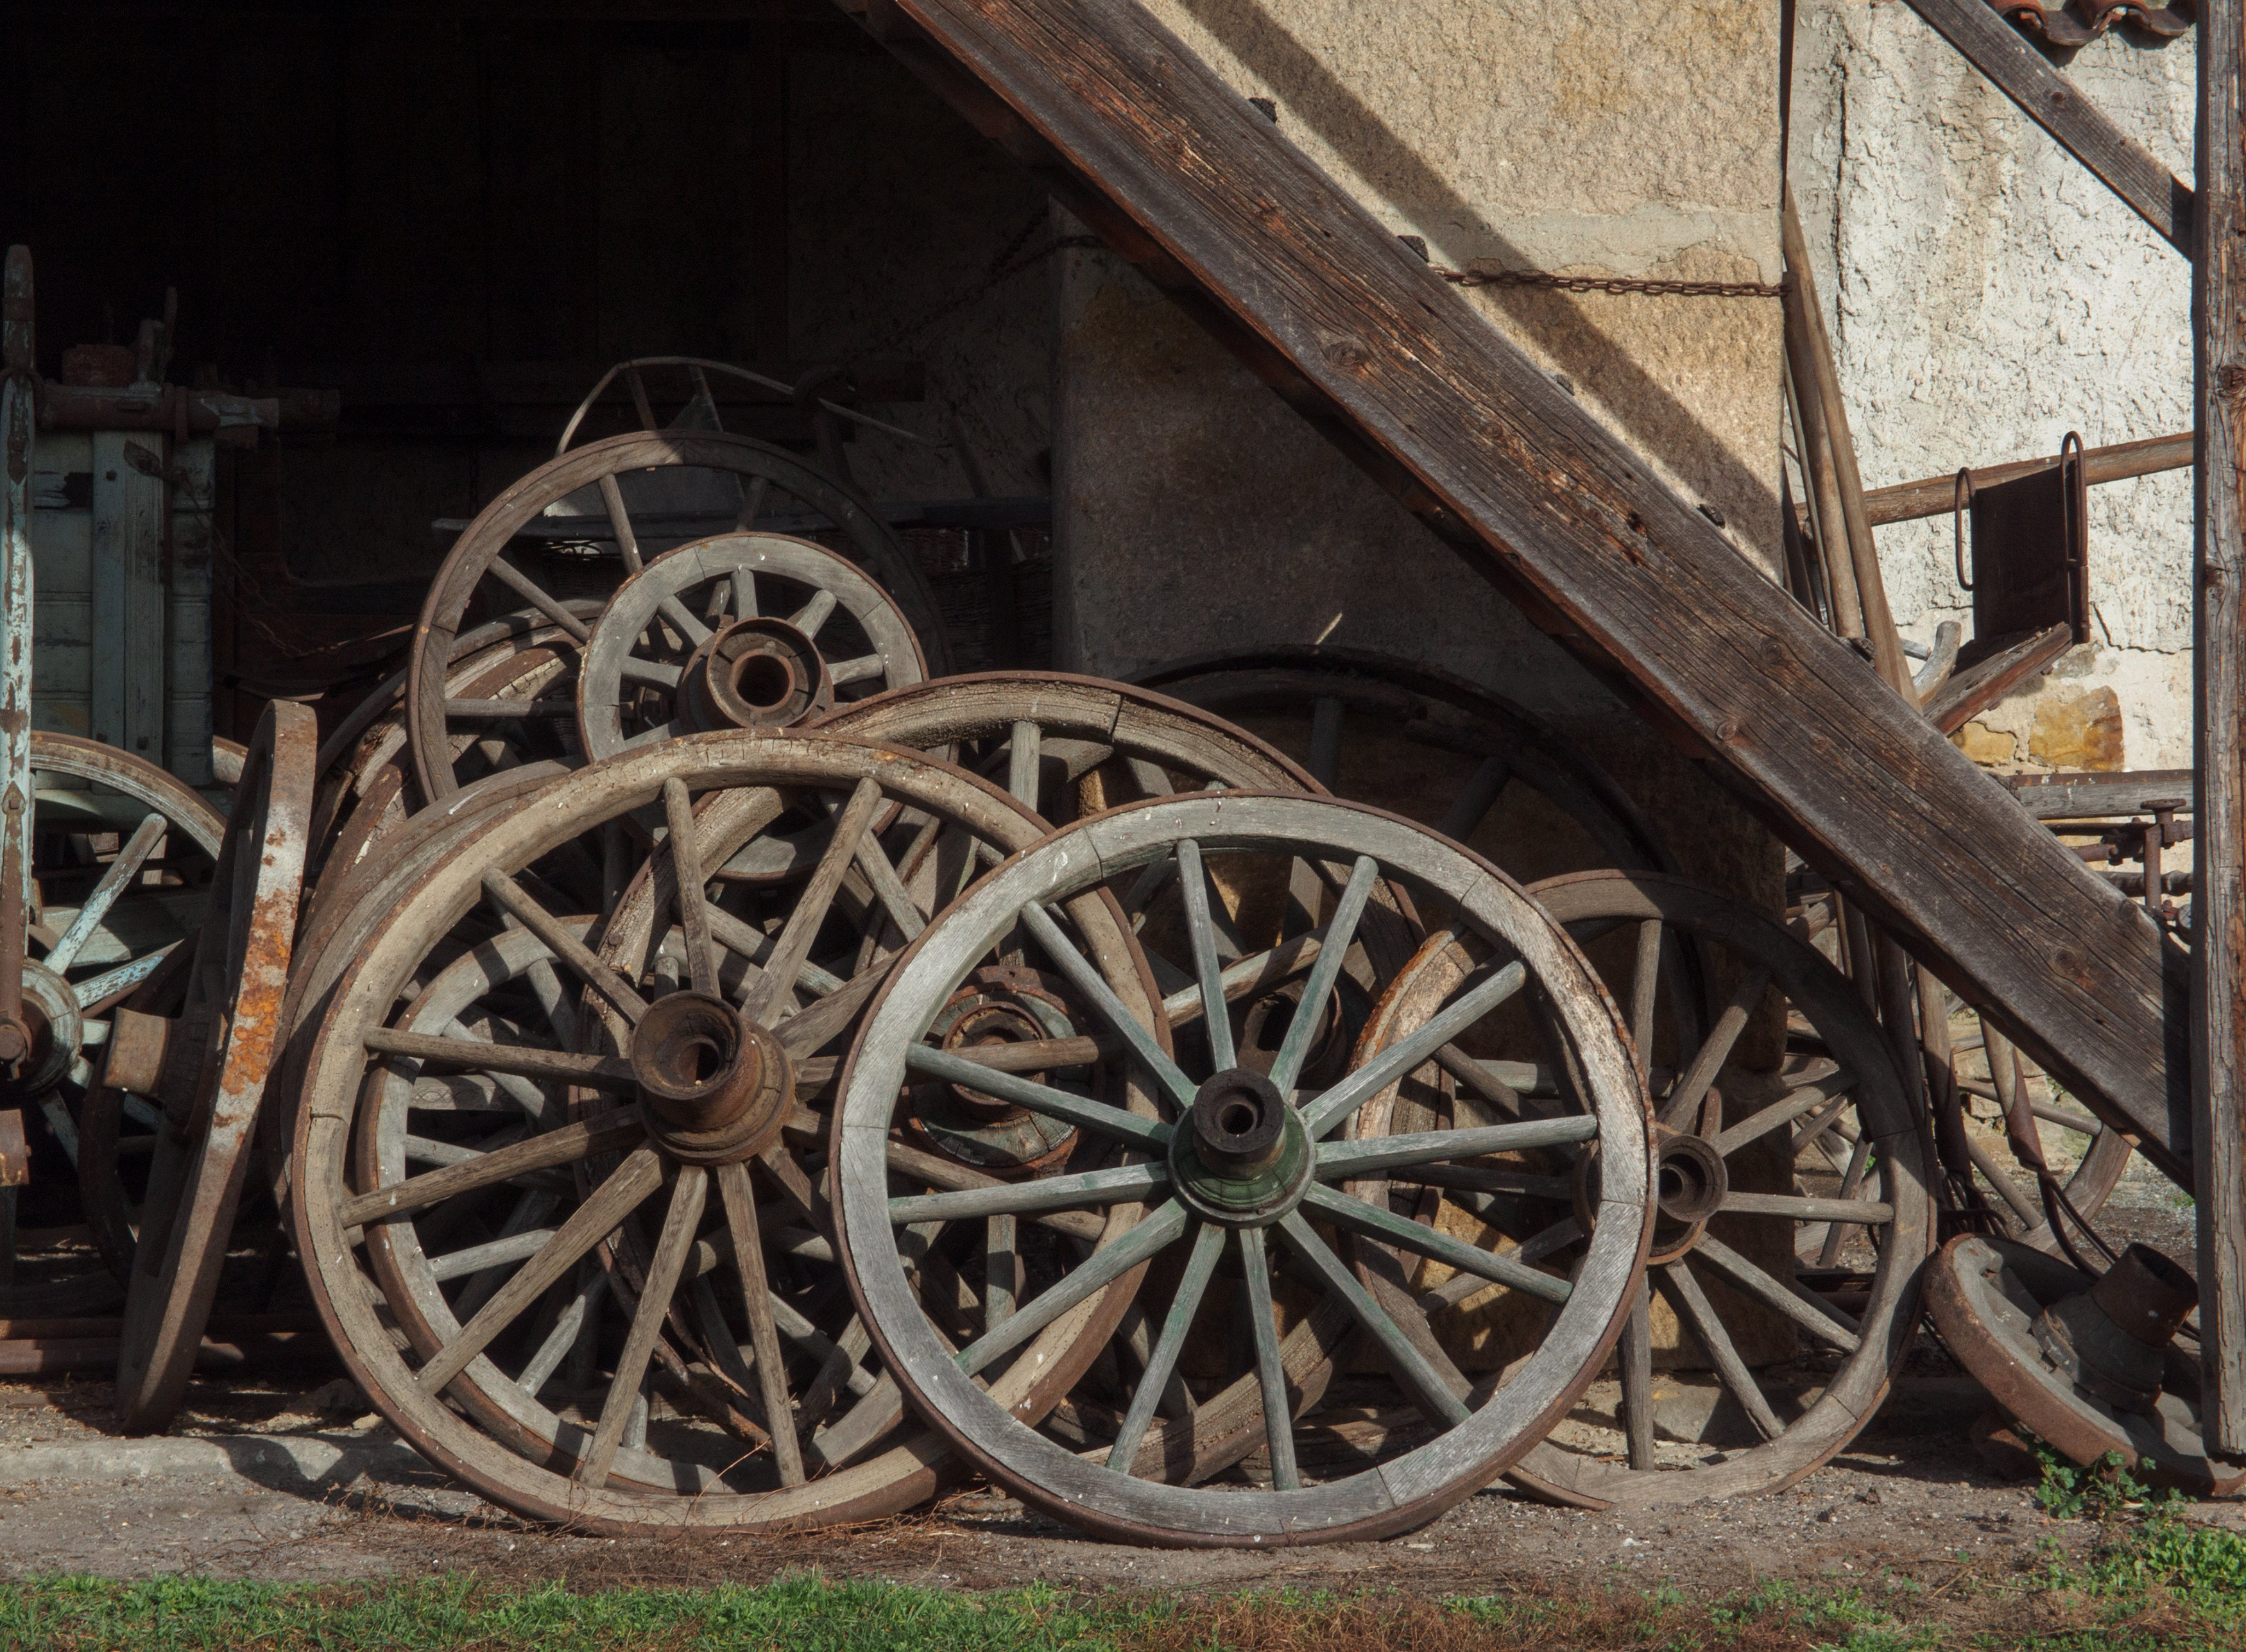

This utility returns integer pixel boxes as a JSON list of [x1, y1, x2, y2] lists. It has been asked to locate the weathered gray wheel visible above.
[[578, 534, 927, 762], [1359, 870, 1930, 1509], [99, 701, 315, 1433], [407, 431, 950, 803], [12, 735, 225, 1315], [835, 792, 1652, 1547], [295, 731, 1137, 1533]]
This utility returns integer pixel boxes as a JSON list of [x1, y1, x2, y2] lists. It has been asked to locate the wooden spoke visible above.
[[1303, 961, 1526, 1138], [482, 871, 649, 1025], [445, 698, 576, 721], [717, 1159, 804, 1486], [578, 1164, 708, 1489], [887, 1162, 1170, 1225], [986, 1214, 1017, 1333], [416, 1147, 664, 1395], [1174, 840, 1236, 1072], [1389, 1164, 1574, 1201], [954, 1201, 1190, 1379], [662, 778, 719, 996], [1654, 1261, 1784, 1442], [364, 1026, 637, 1093], [1437, 753, 1513, 843], [1657, 964, 1772, 1130], [1692, 1233, 1863, 1351], [1006, 720, 1042, 809], [1275, 1211, 1469, 1427], [1719, 1191, 1893, 1224], [1303, 1182, 1572, 1306], [430, 1223, 556, 1284], [852, 826, 928, 944], [903, 1044, 1170, 1150], [1163, 928, 1326, 1032], [485, 556, 592, 642], [340, 1109, 645, 1228], [45, 812, 167, 973], [744, 778, 883, 1024], [623, 720, 681, 751], [621, 656, 684, 689], [702, 902, 846, 1001], [1707, 1066, 1858, 1156], [1421, 1215, 1582, 1311], [1314, 1114, 1597, 1178], [772, 952, 896, 1057], [514, 1266, 609, 1399], [789, 588, 837, 638], [1627, 919, 1661, 1082], [71, 948, 174, 1010], [1263, 855, 1375, 1096], [1104, 1218, 1223, 1476], [1620, 1281, 1655, 1470], [1237, 1225, 1300, 1490], [884, 1139, 1106, 1244], [597, 473, 644, 575], [1119, 854, 1176, 921], [735, 475, 769, 534], [1815, 1135, 1876, 1269], [1019, 899, 1196, 1112], [1307, 695, 1343, 788]]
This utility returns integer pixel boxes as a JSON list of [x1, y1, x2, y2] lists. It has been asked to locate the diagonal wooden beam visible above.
[[864, 0, 2190, 1178], [1898, 0, 2193, 257]]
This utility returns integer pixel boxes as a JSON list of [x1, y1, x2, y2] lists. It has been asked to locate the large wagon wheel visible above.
[[3, 735, 225, 1315], [1359, 870, 1930, 1509], [407, 432, 951, 804], [87, 703, 316, 1431], [294, 731, 1147, 1532], [834, 792, 1653, 1547], [576, 534, 929, 763], [1135, 645, 1676, 879]]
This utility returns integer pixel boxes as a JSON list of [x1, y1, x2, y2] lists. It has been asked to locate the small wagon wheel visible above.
[[834, 791, 1652, 1547], [1951, 1009, 2134, 1256], [295, 731, 1141, 1532], [578, 534, 929, 763], [407, 432, 951, 804], [1135, 645, 1676, 880], [3, 735, 224, 1315], [1359, 869, 1930, 1509], [87, 703, 316, 1432]]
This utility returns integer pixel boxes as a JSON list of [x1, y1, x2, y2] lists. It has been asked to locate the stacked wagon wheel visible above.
[[1355, 869, 1931, 1509], [293, 731, 1163, 1531], [834, 790, 1655, 1546], [406, 430, 951, 805]]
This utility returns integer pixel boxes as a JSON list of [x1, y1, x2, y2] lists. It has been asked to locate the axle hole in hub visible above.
[[731, 651, 796, 712]]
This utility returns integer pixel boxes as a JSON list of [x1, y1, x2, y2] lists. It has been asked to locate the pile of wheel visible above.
[[45, 423, 1938, 1547]]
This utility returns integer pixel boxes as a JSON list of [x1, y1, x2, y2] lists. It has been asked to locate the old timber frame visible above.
[[857, 0, 2191, 1179]]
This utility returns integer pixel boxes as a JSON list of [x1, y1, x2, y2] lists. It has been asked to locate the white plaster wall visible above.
[[1791, 0, 2196, 768]]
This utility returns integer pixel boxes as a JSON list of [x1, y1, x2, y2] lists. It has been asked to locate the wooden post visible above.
[[2195, 0, 2246, 1458]]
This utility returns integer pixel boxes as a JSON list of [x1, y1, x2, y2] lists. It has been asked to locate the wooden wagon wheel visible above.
[[1135, 645, 1676, 878], [294, 731, 1148, 1532], [1357, 870, 1930, 1509], [577, 534, 929, 763], [834, 792, 1652, 1547], [1, 735, 225, 1315], [83, 702, 316, 1432], [1951, 1009, 2134, 1256], [407, 432, 952, 805]]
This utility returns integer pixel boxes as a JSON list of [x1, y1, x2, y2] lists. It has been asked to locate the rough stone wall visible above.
[[1790, 0, 2195, 772]]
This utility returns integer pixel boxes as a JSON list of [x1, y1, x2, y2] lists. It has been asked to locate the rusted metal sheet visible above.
[[1955, 435, 2091, 654], [0, 1111, 28, 1188]]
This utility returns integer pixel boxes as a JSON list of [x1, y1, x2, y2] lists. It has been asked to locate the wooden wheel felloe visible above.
[[1135, 645, 1676, 878], [293, 731, 1116, 1533], [834, 792, 1652, 1547], [407, 431, 950, 805], [578, 534, 929, 762], [1364, 870, 1931, 1510], [96, 702, 315, 1433], [11, 735, 225, 1316]]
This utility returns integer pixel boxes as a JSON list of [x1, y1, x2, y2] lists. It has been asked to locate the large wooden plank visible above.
[[89, 432, 166, 764], [2193, 0, 2246, 1456], [1898, 0, 2193, 257], [866, 0, 2189, 1177]]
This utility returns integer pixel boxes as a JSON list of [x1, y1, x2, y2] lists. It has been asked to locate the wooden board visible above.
[[2193, 0, 2246, 1457], [864, 0, 2190, 1179], [89, 432, 167, 765]]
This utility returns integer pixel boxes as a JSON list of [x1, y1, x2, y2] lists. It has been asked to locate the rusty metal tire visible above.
[[1380, 871, 1932, 1509], [293, 731, 1131, 1533], [19, 735, 225, 1316], [103, 701, 316, 1433], [406, 432, 950, 805], [1926, 1234, 2245, 1497], [833, 792, 1652, 1547]]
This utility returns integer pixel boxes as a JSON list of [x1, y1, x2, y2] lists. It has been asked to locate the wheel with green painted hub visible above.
[[834, 791, 1652, 1547]]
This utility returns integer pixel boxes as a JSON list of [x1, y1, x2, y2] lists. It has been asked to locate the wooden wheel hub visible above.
[[684, 618, 834, 733], [0, 961, 80, 1100], [631, 991, 793, 1164], [909, 969, 1083, 1173], [1647, 1125, 1727, 1265], [1169, 1067, 1311, 1225]]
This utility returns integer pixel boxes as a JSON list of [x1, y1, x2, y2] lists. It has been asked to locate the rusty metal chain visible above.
[[1437, 267, 1792, 299]]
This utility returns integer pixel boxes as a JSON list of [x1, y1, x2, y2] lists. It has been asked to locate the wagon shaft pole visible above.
[[0, 249, 37, 1064], [857, 0, 2190, 1177]]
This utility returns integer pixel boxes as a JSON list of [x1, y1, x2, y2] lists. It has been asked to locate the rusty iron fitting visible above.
[[682, 617, 834, 733], [631, 991, 793, 1163], [1188, 1068, 1287, 1176], [2032, 1243, 2197, 1413], [0, 1108, 26, 1188], [101, 1007, 205, 1109]]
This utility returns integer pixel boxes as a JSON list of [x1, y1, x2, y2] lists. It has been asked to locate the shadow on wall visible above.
[[1171, 0, 1783, 545]]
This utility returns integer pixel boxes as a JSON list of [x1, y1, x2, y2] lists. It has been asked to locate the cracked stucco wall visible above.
[[1791, 0, 2195, 771]]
